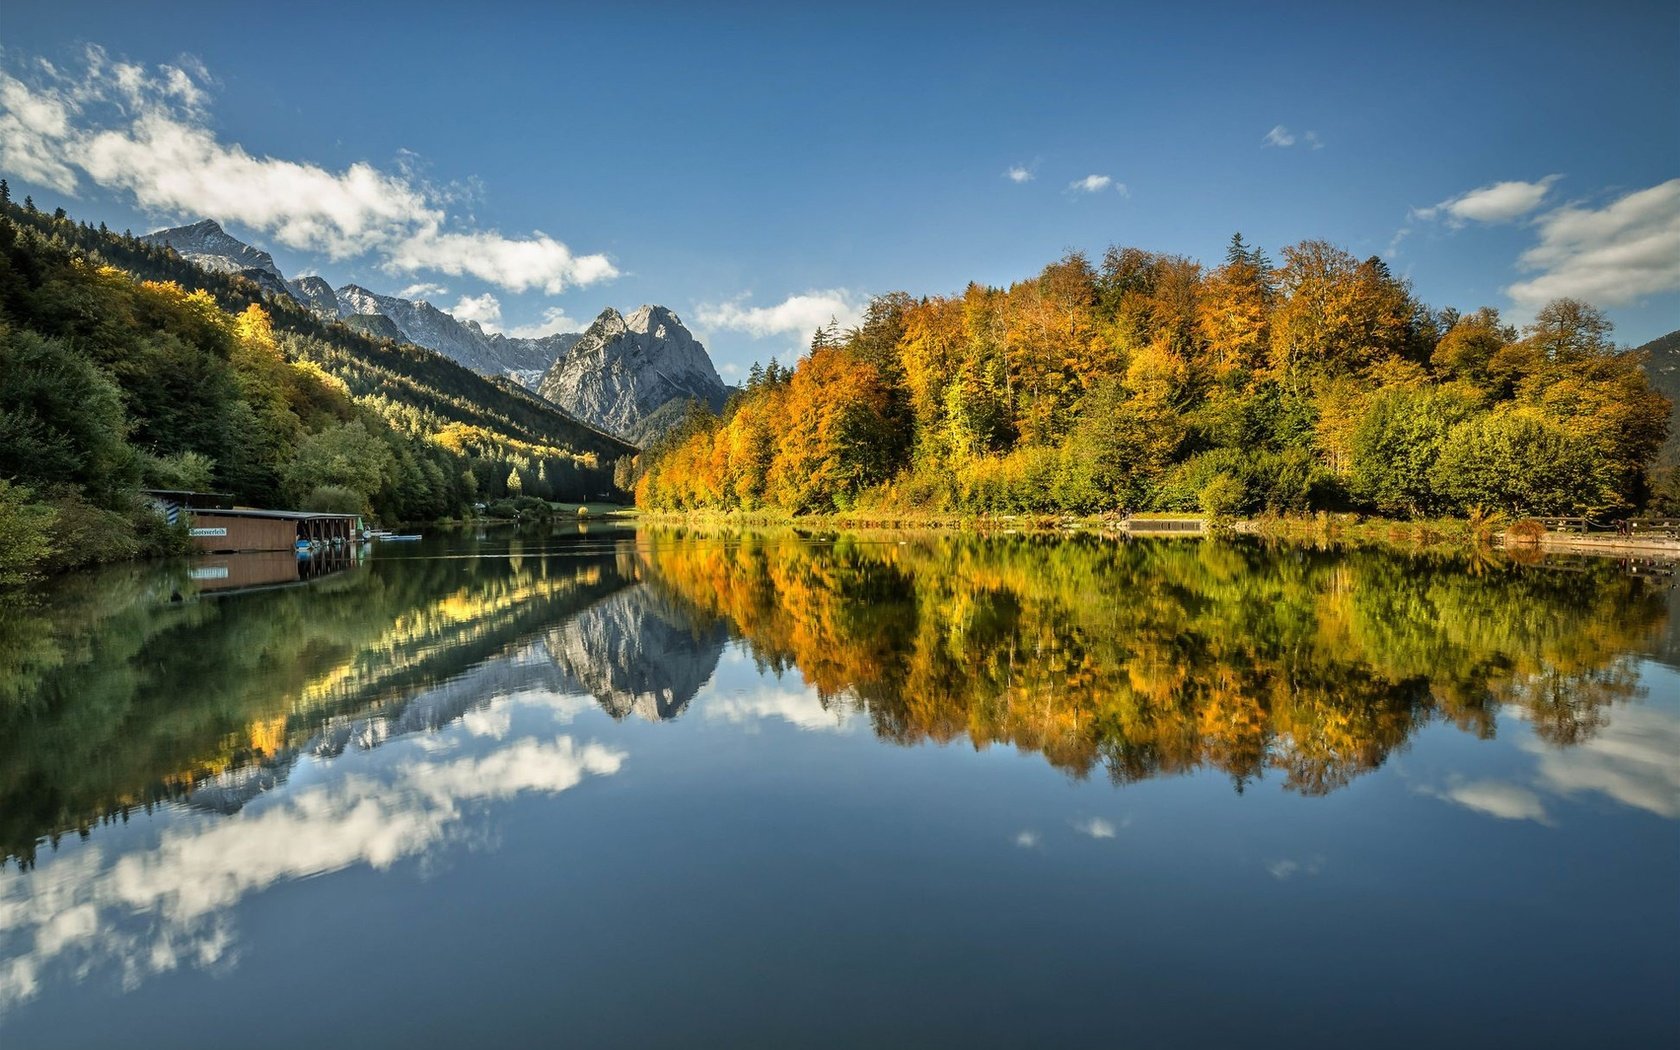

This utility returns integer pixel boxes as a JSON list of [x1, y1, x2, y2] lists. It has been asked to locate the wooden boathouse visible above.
[[187, 508, 362, 553]]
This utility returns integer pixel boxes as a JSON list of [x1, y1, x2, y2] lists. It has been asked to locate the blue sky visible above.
[[2, 0, 1676, 375]]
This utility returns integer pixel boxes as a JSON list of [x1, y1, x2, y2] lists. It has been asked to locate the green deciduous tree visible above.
[[282, 421, 394, 512], [1348, 385, 1481, 515]]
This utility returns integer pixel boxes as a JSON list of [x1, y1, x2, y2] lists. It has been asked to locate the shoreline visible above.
[[633, 510, 1680, 560]]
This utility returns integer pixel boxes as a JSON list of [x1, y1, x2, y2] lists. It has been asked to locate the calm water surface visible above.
[[1, 526, 1676, 1047]]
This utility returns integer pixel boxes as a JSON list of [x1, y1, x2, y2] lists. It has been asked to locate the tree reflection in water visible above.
[[636, 530, 1668, 795]]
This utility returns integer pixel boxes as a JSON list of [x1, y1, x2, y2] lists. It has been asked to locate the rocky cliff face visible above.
[[538, 305, 730, 440], [487, 330, 583, 389], [337, 285, 495, 367]]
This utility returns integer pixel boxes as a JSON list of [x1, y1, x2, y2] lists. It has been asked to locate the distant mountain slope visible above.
[[142, 219, 282, 277], [332, 286, 573, 385], [343, 312, 404, 342], [25, 208, 634, 462], [539, 305, 730, 440], [622, 396, 718, 448], [287, 274, 342, 319], [1639, 329, 1680, 399], [1638, 329, 1680, 471], [337, 284, 507, 371]]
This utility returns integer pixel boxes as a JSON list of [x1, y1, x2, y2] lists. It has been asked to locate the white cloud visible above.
[[505, 306, 585, 339], [1413, 175, 1562, 226], [1071, 816, 1117, 839], [1014, 830, 1041, 848], [704, 685, 856, 733], [449, 292, 502, 328], [461, 706, 510, 739], [696, 290, 864, 339], [0, 73, 79, 191], [1068, 174, 1126, 195], [1265, 855, 1325, 880], [0, 733, 624, 1011], [0, 48, 617, 294], [1505, 179, 1680, 308], [1523, 698, 1680, 818], [387, 228, 617, 295], [1004, 165, 1034, 183], [1385, 226, 1411, 260], [1264, 125, 1323, 150], [397, 282, 448, 301], [1437, 779, 1551, 823]]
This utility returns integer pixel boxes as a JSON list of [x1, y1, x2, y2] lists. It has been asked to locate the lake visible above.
[[1, 526, 1676, 1048]]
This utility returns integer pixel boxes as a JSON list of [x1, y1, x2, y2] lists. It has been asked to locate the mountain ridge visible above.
[[143, 219, 578, 386], [142, 216, 733, 444]]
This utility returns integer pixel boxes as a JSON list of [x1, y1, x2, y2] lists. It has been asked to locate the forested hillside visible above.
[[636, 237, 1673, 519], [0, 190, 634, 581]]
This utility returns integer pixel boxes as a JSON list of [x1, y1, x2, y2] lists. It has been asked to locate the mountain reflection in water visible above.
[[1, 527, 1672, 870]]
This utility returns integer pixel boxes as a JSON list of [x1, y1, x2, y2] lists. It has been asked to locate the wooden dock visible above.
[[1122, 516, 1206, 535]]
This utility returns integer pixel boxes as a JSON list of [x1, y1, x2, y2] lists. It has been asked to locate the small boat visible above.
[[376, 534, 423, 542]]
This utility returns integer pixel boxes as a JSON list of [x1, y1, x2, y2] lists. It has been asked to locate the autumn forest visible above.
[[635, 237, 1673, 520]]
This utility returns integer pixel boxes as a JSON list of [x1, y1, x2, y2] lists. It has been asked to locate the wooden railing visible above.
[[1624, 518, 1680, 539], [1536, 517, 1680, 539]]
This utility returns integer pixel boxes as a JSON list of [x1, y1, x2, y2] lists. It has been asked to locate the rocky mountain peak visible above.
[[624, 304, 681, 337], [590, 307, 628, 338], [537, 303, 729, 442], [336, 284, 381, 314], [285, 274, 341, 320]]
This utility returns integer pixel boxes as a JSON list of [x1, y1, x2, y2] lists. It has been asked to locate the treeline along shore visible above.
[[0, 190, 633, 583], [631, 236, 1674, 524]]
